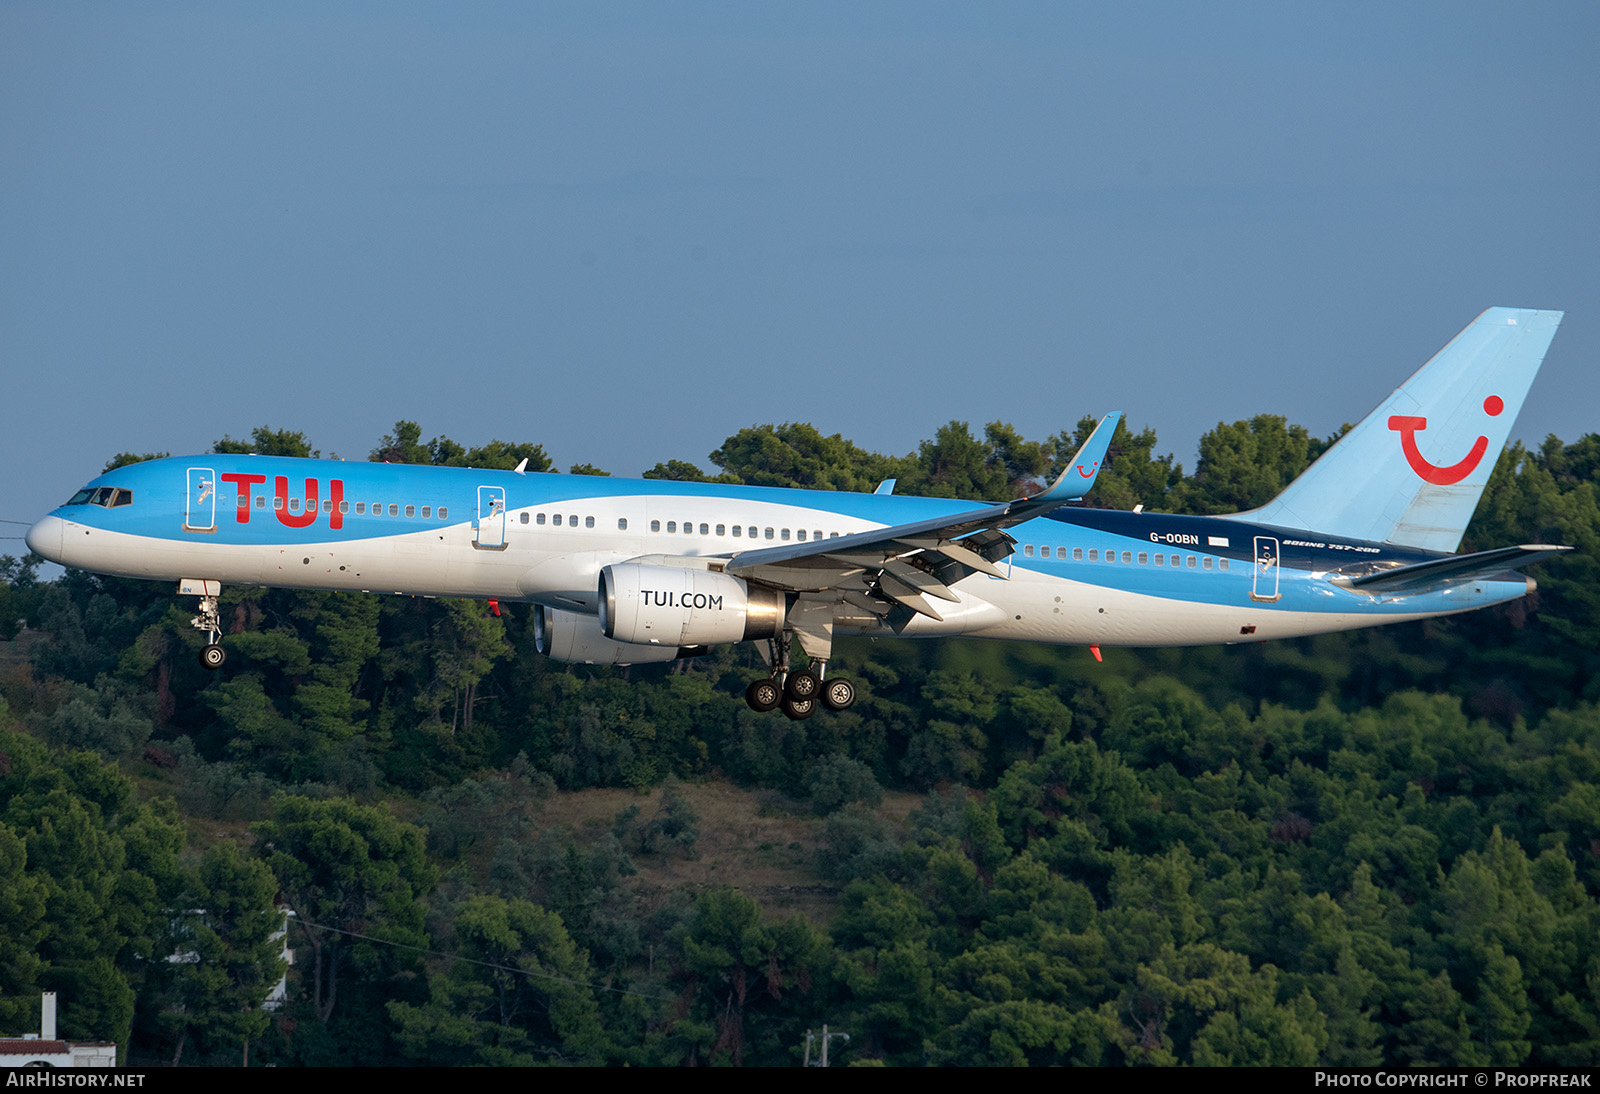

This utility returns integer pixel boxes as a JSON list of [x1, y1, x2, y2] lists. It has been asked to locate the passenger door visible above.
[[1251, 536, 1280, 602], [185, 467, 217, 533], [475, 485, 507, 549]]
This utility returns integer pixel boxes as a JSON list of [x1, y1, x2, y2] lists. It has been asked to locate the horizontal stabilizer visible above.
[[1347, 544, 1571, 593]]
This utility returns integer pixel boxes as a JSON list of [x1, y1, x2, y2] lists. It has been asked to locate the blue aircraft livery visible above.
[[26, 307, 1571, 718]]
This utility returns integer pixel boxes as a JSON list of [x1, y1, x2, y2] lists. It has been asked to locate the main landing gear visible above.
[[744, 636, 857, 720], [181, 579, 227, 670]]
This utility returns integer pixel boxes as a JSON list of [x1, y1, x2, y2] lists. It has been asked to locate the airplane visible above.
[[26, 307, 1569, 720]]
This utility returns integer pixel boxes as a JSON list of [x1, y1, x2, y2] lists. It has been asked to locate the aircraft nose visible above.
[[24, 515, 65, 563]]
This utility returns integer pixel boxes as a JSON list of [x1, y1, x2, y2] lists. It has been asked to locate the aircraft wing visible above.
[[723, 413, 1120, 623], [1345, 544, 1572, 594]]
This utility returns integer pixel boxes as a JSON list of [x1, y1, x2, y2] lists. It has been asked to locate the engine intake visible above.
[[600, 562, 784, 647]]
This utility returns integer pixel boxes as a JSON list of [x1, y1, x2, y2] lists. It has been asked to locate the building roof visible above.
[[0, 1039, 69, 1054]]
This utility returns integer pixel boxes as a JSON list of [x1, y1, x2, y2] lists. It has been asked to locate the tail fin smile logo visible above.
[[1388, 395, 1503, 485], [1077, 460, 1100, 478]]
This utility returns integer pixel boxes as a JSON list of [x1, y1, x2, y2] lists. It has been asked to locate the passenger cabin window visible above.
[[617, 518, 628, 530], [1072, 547, 1083, 560], [520, 512, 528, 523], [732, 526, 742, 537], [650, 520, 660, 532], [587, 516, 596, 529], [1139, 552, 1149, 565], [404, 505, 414, 517], [765, 527, 774, 540], [256, 496, 266, 509], [356, 502, 366, 514], [1122, 551, 1132, 563], [699, 522, 708, 535], [423, 506, 431, 518], [1154, 554, 1164, 566], [716, 524, 725, 536], [1024, 545, 1034, 557], [323, 499, 333, 513], [567, 514, 576, 526], [667, 522, 676, 533], [1203, 557, 1213, 570], [554, 514, 563, 526], [339, 501, 349, 514], [781, 529, 791, 541], [1220, 558, 1229, 570], [537, 513, 546, 525], [438, 507, 447, 519]]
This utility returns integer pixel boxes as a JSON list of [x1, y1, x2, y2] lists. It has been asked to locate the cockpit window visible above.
[[66, 487, 132, 508]]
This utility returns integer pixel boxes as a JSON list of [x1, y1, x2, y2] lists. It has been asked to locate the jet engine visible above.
[[534, 605, 688, 665], [600, 562, 784, 647]]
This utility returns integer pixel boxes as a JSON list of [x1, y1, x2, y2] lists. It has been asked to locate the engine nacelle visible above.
[[534, 605, 686, 665], [600, 562, 784, 647]]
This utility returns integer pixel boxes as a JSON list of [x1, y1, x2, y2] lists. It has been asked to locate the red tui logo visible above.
[[1388, 396, 1503, 485]]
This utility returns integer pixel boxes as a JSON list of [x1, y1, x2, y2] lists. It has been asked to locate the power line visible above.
[[292, 917, 675, 1001]]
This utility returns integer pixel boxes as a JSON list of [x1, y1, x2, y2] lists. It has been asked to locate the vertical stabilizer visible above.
[[1230, 307, 1562, 553]]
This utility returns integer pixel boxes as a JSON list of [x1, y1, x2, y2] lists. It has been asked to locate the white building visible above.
[[0, 993, 117, 1067]]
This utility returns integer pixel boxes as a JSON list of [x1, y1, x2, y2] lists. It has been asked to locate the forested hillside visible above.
[[2, 415, 1597, 1066]]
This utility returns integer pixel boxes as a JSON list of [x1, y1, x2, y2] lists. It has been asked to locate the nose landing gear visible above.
[[181, 578, 227, 670]]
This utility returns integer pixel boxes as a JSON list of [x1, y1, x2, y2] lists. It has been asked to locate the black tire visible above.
[[199, 643, 226, 670], [821, 676, 856, 711], [745, 678, 781, 713], [780, 696, 815, 721], [784, 669, 820, 702]]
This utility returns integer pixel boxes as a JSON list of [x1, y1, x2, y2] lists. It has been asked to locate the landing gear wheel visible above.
[[745, 678, 781, 713], [199, 643, 226, 670], [780, 696, 816, 721], [821, 677, 856, 711], [784, 669, 820, 702]]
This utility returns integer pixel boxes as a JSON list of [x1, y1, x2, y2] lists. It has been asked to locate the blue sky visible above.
[[3, 2, 1596, 536]]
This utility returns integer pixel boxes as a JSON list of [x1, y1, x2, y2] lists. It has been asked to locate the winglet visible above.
[[874, 478, 897, 495], [1034, 412, 1121, 503]]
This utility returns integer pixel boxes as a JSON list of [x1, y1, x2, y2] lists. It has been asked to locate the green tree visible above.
[[389, 895, 607, 1065], [253, 795, 437, 1024], [213, 426, 319, 458], [673, 888, 832, 1065], [160, 843, 287, 1065]]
